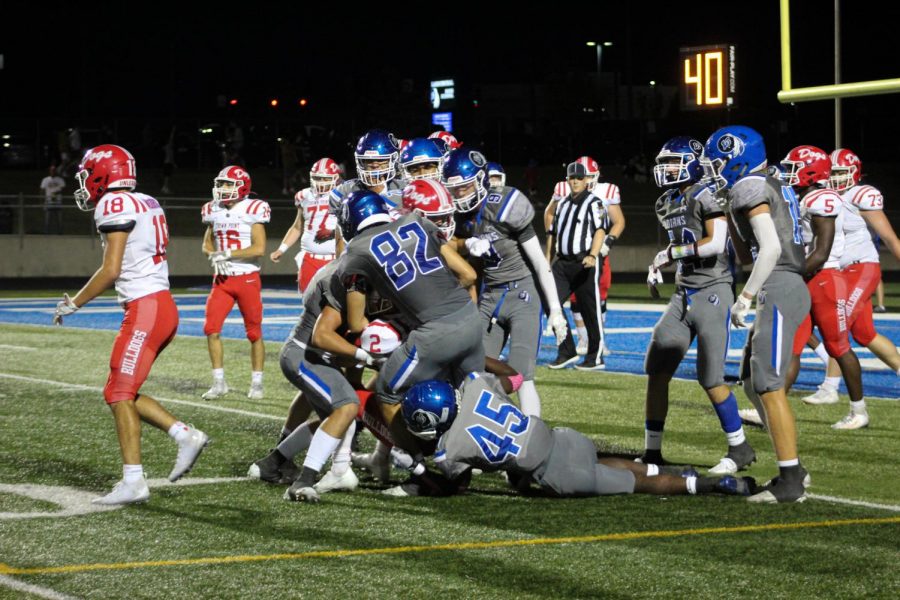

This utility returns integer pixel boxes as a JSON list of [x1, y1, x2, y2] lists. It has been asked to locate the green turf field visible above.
[[0, 323, 898, 599]]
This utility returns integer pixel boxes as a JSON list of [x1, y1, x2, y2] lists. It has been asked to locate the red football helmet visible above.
[[310, 157, 341, 194], [780, 145, 831, 187], [576, 155, 600, 188], [213, 165, 252, 205], [829, 148, 863, 191], [74, 144, 137, 211], [401, 179, 456, 240], [429, 131, 462, 151]]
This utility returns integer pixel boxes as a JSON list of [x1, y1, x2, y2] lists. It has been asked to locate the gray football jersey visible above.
[[655, 183, 732, 289], [329, 178, 407, 214], [435, 372, 553, 473], [338, 213, 471, 327], [466, 186, 537, 285], [289, 258, 343, 346], [728, 174, 805, 275]]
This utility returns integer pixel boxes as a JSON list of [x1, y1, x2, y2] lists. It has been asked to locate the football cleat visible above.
[[575, 355, 606, 371], [831, 412, 869, 430], [351, 451, 391, 483], [92, 478, 150, 505], [738, 408, 765, 428], [168, 428, 210, 482], [278, 459, 303, 485], [202, 381, 229, 401], [708, 442, 756, 475], [247, 450, 283, 484], [284, 482, 321, 503], [314, 469, 359, 494], [763, 464, 812, 489], [634, 450, 667, 466], [747, 477, 807, 504], [382, 482, 421, 497], [713, 475, 757, 496], [548, 355, 580, 370], [802, 385, 839, 405], [247, 382, 264, 400]]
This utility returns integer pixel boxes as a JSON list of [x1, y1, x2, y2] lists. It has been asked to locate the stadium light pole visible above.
[[586, 41, 613, 74]]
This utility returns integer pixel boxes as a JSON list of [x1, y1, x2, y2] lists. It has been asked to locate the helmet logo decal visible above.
[[469, 151, 486, 167], [689, 139, 704, 155], [797, 148, 827, 162], [87, 150, 114, 161], [717, 134, 737, 154]]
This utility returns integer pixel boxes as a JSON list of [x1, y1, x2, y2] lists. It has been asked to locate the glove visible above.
[[647, 266, 663, 299], [53, 293, 79, 326], [314, 227, 335, 242], [464, 237, 492, 258], [548, 308, 568, 345], [599, 234, 617, 258], [651, 249, 672, 270], [209, 250, 232, 276], [731, 294, 753, 328], [355, 347, 387, 369]]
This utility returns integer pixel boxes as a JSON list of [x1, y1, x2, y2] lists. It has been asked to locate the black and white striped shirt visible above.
[[552, 191, 608, 258]]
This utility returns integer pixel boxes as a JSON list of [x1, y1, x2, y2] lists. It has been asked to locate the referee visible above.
[[546, 161, 608, 370]]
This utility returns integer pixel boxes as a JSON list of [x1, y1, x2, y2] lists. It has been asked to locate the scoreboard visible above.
[[679, 45, 736, 110]]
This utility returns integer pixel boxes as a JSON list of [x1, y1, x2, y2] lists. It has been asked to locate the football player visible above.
[[201, 166, 270, 400], [702, 126, 810, 503], [443, 149, 567, 416], [776, 146, 868, 430], [329, 130, 408, 254], [640, 137, 754, 475], [270, 158, 341, 294], [398, 373, 755, 499], [399, 138, 444, 182], [486, 161, 506, 190], [54, 145, 209, 505]]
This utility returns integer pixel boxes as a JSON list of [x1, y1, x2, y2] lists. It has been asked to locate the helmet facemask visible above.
[[444, 171, 487, 213]]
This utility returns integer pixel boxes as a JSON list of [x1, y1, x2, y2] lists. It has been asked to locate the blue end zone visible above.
[[2, 294, 898, 399]]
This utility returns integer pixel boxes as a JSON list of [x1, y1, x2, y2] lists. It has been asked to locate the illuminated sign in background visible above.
[[679, 45, 736, 110], [430, 79, 456, 110], [431, 112, 453, 133]]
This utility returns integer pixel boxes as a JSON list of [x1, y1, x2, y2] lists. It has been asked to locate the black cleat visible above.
[[548, 354, 580, 370], [709, 441, 757, 475], [247, 449, 285, 484], [748, 476, 806, 503], [713, 475, 757, 496], [278, 458, 303, 485]]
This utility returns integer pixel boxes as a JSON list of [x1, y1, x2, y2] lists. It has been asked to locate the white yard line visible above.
[[807, 494, 900, 512], [0, 575, 80, 600], [0, 344, 37, 351], [0, 373, 282, 421]]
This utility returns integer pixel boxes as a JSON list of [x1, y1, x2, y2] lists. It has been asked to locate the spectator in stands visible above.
[[40, 165, 65, 234]]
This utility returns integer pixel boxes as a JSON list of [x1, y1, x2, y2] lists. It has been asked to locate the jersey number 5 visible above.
[[370, 222, 443, 290]]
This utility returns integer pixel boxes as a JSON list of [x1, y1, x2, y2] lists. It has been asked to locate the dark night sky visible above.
[[4, 3, 898, 118]]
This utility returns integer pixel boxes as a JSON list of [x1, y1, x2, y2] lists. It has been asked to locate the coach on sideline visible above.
[[546, 161, 608, 371]]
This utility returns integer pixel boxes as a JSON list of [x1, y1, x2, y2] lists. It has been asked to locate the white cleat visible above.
[[351, 452, 391, 483], [575, 337, 588, 356], [168, 428, 210, 482], [284, 483, 320, 503], [802, 386, 839, 405], [708, 457, 738, 475], [314, 469, 359, 494], [382, 484, 415, 497], [247, 383, 264, 400], [202, 381, 229, 401], [738, 409, 765, 428], [831, 412, 869, 430], [92, 478, 150, 505]]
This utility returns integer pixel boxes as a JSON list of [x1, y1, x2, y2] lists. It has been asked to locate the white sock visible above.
[[850, 399, 867, 416], [251, 371, 263, 385], [813, 344, 829, 366], [518, 380, 541, 417], [212, 368, 224, 382], [685, 476, 697, 495], [123, 464, 144, 484], [822, 377, 841, 392], [576, 326, 588, 342], [168, 421, 191, 443], [778, 458, 800, 468], [645, 464, 659, 477], [726, 429, 746, 447], [330, 421, 356, 477], [645, 429, 663, 451], [303, 429, 342, 473]]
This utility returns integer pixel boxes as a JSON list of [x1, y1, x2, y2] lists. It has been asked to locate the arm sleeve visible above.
[[520, 236, 561, 312], [742, 211, 781, 297], [696, 218, 728, 258]]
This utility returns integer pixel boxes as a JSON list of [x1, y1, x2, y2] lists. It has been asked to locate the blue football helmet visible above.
[[653, 136, 704, 188], [355, 129, 400, 187], [701, 126, 767, 191], [486, 161, 506, 189], [338, 190, 391, 241], [399, 138, 444, 181], [441, 149, 489, 212], [401, 380, 459, 440]]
